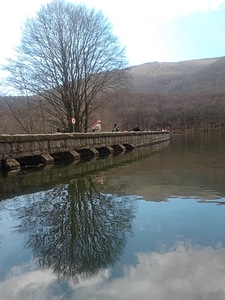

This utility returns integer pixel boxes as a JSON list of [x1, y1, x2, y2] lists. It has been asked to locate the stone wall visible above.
[[0, 131, 170, 170]]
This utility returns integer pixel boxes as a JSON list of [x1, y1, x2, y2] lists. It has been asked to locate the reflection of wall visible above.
[[1, 133, 225, 203], [0, 141, 169, 201]]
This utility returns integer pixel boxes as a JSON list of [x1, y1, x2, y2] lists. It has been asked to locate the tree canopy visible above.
[[2, 0, 128, 132]]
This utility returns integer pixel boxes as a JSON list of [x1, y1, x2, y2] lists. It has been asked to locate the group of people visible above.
[[56, 119, 169, 133], [92, 120, 142, 132], [57, 121, 168, 133], [92, 121, 120, 132]]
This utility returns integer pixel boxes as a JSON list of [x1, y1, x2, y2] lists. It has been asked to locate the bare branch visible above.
[[2, 0, 128, 132]]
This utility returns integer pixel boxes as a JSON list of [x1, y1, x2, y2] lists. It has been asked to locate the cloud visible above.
[[1, 0, 224, 66], [1, 244, 225, 300], [84, 0, 225, 64], [84, 0, 225, 20], [147, 0, 225, 18]]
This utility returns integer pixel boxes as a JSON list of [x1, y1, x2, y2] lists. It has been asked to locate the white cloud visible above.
[[83, 0, 225, 64], [148, 0, 225, 18], [0, 0, 224, 67], [84, 0, 225, 20]]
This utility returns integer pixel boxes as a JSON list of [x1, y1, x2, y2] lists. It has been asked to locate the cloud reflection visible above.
[[0, 244, 225, 300], [0, 269, 57, 300]]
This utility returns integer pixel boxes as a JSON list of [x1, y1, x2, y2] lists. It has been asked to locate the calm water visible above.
[[0, 133, 225, 300]]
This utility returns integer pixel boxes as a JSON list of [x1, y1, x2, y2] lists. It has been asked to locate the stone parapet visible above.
[[0, 131, 170, 170]]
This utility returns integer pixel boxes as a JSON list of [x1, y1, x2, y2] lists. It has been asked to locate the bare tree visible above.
[[2, 0, 128, 132]]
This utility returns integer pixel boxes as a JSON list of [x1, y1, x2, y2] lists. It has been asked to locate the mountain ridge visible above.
[[127, 56, 225, 94]]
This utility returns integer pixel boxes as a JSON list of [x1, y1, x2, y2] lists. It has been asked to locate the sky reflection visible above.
[[1, 134, 225, 299], [0, 243, 225, 300]]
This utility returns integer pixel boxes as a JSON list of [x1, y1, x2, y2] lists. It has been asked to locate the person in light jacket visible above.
[[92, 120, 101, 132]]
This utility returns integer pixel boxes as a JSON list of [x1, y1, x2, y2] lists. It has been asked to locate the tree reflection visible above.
[[14, 176, 135, 282]]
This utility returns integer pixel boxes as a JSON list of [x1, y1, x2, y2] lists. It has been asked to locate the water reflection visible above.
[[9, 176, 136, 283], [75, 243, 225, 300], [1, 134, 225, 300], [97, 133, 225, 202], [0, 141, 169, 201], [1, 243, 224, 300]]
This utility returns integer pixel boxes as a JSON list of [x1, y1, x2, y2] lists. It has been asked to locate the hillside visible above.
[[128, 57, 225, 94], [0, 56, 224, 134]]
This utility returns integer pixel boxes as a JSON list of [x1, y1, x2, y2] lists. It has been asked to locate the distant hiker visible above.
[[133, 125, 141, 131], [112, 124, 119, 132], [92, 120, 101, 132], [57, 127, 65, 133]]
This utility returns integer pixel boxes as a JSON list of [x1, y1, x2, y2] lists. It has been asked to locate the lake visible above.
[[0, 132, 225, 300]]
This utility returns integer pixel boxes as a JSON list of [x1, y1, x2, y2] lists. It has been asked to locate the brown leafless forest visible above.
[[1, 57, 224, 133]]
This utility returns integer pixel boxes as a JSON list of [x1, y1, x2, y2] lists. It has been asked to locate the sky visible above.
[[0, 0, 224, 68]]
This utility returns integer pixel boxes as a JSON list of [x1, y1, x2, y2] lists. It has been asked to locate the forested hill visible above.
[[0, 57, 225, 134], [128, 56, 225, 94]]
